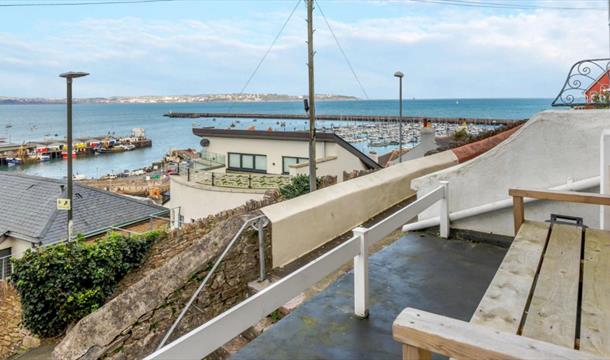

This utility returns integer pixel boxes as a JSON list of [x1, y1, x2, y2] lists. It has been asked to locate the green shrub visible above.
[[10, 231, 159, 337], [279, 175, 320, 199]]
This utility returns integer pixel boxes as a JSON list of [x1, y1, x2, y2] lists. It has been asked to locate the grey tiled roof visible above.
[[0, 173, 168, 245]]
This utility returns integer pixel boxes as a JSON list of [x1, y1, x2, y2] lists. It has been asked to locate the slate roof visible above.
[[0, 173, 168, 245]]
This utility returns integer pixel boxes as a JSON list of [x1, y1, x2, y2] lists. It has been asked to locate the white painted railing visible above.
[[145, 181, 449, 360]]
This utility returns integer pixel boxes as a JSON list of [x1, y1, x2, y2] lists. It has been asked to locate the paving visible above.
[[232, 232, 507, 360]]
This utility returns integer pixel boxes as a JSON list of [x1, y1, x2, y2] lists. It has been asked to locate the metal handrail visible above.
[[156, 214, 268, 350]]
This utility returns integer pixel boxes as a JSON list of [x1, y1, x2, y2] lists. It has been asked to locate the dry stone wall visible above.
[[53, 197, 274, 360], [0, 281, 39, 360]]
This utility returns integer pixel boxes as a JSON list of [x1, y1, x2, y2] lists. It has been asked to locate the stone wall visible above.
[[0, 281, 39, 360], [53, 195, 276, 360]]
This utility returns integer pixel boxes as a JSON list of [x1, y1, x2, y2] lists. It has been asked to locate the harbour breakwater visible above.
[[164, 112, 521, 126]]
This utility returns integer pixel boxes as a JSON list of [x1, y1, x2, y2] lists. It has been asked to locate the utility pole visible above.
[[306, 0, 317, 191], [59, 71, 89, 241], [608, 0, 610, 56], [394, 71, 404, 163]]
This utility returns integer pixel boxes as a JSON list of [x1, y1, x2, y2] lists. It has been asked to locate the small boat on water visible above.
[[39, 154, 51, 161]]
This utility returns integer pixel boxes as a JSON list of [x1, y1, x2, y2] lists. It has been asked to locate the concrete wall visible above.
[[262, 150, 459, 268], [165, 176, 265, 222], [411, 109, 610, 236], [0, 237, 35, 260]]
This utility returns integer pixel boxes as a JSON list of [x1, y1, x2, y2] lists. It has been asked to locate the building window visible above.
[[0, 248, 11, 280], [282, 156, 309, 174], [228, 152, 267, 173]]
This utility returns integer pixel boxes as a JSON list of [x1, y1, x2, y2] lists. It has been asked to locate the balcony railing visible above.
[[181, 166, 291, 190], [191, 152, 226, 171], [145, 182, 450, 360], [0, 255, 12, 280]]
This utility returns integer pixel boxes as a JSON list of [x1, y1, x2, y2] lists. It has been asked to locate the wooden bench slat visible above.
[[471, 221, 549, 334], [581, 229, 610, 357], [393, 308, 601, 360], [522, 223, 582, 348]]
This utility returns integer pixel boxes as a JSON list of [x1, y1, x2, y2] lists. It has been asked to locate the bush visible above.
[[279, 175, 320, 199], [10, 231, 159, 337]]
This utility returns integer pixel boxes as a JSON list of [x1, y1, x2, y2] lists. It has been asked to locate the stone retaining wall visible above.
[[0, 281, 39, 360], [53, 211, 272, 359]]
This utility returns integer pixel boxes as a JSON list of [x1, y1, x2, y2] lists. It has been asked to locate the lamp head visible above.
[[394, 71, 404, 78], [59, 72, 90, 79]]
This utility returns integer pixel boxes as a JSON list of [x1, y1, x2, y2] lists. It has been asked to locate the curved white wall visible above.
[[166, 176, 265, 222], [411, 109, 610, 236]]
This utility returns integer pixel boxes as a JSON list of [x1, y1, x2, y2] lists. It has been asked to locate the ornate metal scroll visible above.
[[552, 58, 610, 107]]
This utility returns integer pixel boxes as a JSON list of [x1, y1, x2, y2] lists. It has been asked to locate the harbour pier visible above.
[[164, 112, 522, 125]]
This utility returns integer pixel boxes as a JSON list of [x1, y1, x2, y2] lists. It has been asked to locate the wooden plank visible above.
[[471, 221, 549, 334], [512, 195, 524, 236], [509, 188, 610, 207], [580, 229, 610, 357], [393, 308, 601, 360], [403, 345, 432, 360], [522, 223, 582, 348]]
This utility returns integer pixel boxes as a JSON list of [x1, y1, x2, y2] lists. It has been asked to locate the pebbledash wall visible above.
[[412, 109, 609, 237]]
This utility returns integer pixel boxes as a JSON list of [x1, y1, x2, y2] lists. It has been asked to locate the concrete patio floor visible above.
[[232, 232, 507, 360]]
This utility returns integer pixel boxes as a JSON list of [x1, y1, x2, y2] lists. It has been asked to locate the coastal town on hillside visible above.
[[0, 93, 358, 105], [1, 1, 610, 360]]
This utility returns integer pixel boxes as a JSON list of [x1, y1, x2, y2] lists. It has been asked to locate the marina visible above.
[[0, 128, 152, 167]]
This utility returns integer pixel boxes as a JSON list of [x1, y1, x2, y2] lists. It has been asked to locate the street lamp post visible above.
[[59, 71, 89, 241], [394, 71, 404, 163]]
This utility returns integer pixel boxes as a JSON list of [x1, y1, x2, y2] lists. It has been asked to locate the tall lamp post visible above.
[[394, 71, 404, 163], [59, 71, 89, 241]]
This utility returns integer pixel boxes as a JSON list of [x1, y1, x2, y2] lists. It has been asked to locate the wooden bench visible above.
[[393, 188, 610, 359]]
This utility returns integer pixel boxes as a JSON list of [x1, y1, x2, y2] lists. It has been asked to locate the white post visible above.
[[352, 226, 369, 318], [439, 181, 450, 238], [600, 130, 610, 230], [172, 207, 181, 229]]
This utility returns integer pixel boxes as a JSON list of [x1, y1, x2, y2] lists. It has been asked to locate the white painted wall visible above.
[[411, 109, 610, 236], [263, 150, 459, 268], [391, 127, 437, 165], [165, 175, 265, 222], [203, 137, 368, 177], [0, 237, 35, 259]]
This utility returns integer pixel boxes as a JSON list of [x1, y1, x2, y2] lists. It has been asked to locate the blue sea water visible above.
[[0, 98, 552, 179]]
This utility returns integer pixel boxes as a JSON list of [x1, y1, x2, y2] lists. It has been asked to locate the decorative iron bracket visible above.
[[552, 58, 610, 108]]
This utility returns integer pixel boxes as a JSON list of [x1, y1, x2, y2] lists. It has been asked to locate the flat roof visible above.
[[192, 128, 381, 170]]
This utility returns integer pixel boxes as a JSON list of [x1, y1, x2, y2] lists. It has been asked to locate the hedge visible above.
[[10, 231, 160, 337], [279, 175, 321, 199]]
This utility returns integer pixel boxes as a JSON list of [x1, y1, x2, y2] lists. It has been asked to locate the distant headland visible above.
[[0, 93, 358, 105]]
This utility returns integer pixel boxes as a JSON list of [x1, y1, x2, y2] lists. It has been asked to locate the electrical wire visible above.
[[0, 0, 183, 7], [315, 0, 369, 100], [231, 0, 302, 105], [406, 0, 604, 11]]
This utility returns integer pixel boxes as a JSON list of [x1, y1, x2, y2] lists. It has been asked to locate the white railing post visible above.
[[439, 181, 450, 239], [600, 130, 610, 230], [172, 207, 181, 229], [352, 226, 369, 318]]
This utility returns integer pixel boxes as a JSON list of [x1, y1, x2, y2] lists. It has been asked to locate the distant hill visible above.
[[0, 93, 358, 105]]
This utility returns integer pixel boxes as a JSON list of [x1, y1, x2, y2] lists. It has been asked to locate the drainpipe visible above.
[[402, 176, 600, 232]]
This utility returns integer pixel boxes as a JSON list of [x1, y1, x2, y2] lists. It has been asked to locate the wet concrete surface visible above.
[[232, 232, 507, 360]]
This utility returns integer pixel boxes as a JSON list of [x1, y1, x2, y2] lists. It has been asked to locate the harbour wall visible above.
[[412, 109, 610, 236]]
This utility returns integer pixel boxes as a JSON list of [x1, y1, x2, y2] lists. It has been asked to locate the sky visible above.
[[0, 0, 608, 99]]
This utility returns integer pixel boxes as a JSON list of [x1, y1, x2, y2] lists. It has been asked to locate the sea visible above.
[[0, 98, 552, 179]]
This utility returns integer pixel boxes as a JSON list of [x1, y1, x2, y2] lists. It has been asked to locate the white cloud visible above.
[[0, 4, 607, 98]]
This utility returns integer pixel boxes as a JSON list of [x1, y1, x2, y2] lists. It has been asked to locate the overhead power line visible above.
[[0, 0, 182, 6], [233, 0, 302, 100], [406, 0, 605, 11], [315, 0, 369, 100]]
